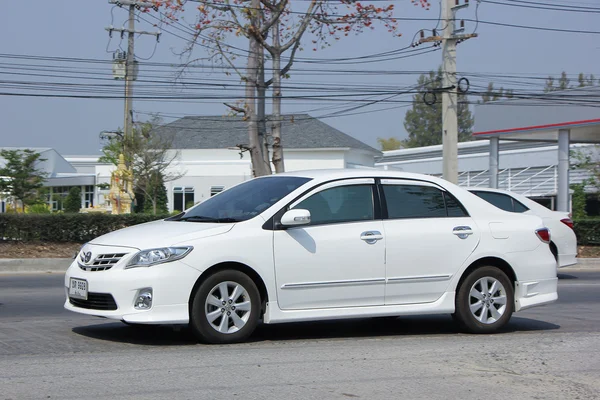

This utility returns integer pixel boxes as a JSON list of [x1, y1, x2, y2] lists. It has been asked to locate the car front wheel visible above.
[[190, 270, 260, 344], [454, 266, 514, 334]]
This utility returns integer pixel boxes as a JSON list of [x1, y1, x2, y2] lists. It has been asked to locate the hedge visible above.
[[0, 213, 599, 245], [573, 219, 600, 246], [0, 213, 170, 243]]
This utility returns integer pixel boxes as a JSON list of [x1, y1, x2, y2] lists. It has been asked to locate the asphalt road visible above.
[[1, 271, 599, 399]]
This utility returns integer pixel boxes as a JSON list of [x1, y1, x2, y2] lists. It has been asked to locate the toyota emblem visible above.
[[84, 252, 92, 264]]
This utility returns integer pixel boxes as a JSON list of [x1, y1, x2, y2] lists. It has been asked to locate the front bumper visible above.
[[64, 257, 201, 324]]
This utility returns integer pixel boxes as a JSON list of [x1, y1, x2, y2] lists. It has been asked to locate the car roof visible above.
[[274, 168, 446, 184]]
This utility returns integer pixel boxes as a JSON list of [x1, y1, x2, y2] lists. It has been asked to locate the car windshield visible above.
[[176, 176, 311, 223]]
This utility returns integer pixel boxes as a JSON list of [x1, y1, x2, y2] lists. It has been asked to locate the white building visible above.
[[65, 114, 381, 212], [376, 140, 598, 212]]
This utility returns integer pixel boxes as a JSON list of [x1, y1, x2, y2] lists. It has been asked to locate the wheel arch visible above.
[[549, 241, 558, 261], [188, 261, 269, 316], [457, 256, 518, 292]]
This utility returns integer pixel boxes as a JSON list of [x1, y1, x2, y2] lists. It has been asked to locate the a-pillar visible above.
[[489, 137, 499, 189], [557, 129, 570, 212]]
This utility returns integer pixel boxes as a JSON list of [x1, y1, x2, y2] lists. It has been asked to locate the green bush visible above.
[[573, 219, 600, 246], [64, 187, 82, 213], [0, 213, 170, 243]]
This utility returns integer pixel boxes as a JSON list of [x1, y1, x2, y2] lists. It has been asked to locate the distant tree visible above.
[[545, 71, 596, 92], [572, 146, 600, 197], [100, 116, 184, 215], [142, 173, 169, 215], [480, 82, 514, 103], [0, 149, 47, 212], [63, 186, 82, 213], [377, 137, 403, 151], [403, 68, 474, 148]]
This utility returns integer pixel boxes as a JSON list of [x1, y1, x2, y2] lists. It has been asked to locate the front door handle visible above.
[[453, 226, 473, 239], [360, 231, 383, 244]]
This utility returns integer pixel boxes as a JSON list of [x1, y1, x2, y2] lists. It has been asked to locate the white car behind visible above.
[[468, 187, 577, 268], [65, 170, 558, 344]]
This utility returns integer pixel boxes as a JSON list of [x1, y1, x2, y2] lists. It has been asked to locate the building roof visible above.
[[473, 85, 600, 143], [156, 114, 380, 154]]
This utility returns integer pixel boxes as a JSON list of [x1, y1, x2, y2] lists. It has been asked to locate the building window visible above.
[[84, 185, 94, 208], [173, 187, 194, 211], [48, 186, 71, 211], [210, 186, 225, 197]]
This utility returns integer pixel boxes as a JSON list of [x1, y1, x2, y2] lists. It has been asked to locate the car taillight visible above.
[[561, 218, 574, 230], [536, 228, 551, 244]]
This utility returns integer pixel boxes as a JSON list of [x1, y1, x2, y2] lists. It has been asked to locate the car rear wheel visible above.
[[190, 270, 260, 344], [454, 266, 514, 334]]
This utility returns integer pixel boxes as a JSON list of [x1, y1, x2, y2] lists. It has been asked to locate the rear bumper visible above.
[[514, 277, 558, 312], [558, 253, 577, 268]]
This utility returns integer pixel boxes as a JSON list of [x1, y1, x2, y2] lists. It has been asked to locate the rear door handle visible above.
[[453, 226, 473, 239], [360, 231, 383, 244]]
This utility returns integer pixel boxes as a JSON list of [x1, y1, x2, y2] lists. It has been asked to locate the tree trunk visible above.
[[271, 22, 285, 173], [257, 49, 272, 173], [246, 0, 269, 177]]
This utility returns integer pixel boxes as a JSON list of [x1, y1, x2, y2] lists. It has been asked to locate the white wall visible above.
[[283, 149, 346, 171], [345, 149, 377, 169], [66, 147, 376, 212]]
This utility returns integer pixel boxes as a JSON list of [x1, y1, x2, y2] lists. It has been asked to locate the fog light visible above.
[[134, 288, 153, 310]]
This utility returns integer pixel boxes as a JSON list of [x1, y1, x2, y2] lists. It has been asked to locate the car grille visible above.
[[69, 293, 118, 311], [78, 253, 127, 272]]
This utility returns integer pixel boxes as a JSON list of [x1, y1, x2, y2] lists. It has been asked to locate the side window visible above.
[[472, 191, 514, 212], [512, 199, 529, 213], [293, 185, 374, 225], [383, 185, 447, 219], [444, 192, 469, 217]]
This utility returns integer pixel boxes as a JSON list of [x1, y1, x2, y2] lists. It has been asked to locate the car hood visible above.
[[89, 219, 235, 249]]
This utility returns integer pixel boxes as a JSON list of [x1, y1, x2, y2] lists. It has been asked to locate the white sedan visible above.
[[65, 170, 558, 344], [468, 188, 577, 268]]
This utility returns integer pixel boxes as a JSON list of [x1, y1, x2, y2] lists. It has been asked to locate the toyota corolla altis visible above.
[[65, 170, 558, 343]]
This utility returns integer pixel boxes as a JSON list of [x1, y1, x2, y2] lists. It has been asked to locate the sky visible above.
[[1, 0, 599, 155]]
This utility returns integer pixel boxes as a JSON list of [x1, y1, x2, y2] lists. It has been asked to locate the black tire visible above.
[[190, 270, 260, 344], [454, 266, 514, 334]]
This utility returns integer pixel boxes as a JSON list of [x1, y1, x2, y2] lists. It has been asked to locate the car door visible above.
[[381, 179, 480, 305], [274, 179, 386, 310]]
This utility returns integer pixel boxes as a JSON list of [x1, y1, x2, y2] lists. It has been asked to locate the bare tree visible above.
[[149, 0, 428, 174], [100, 117, 185, 214]]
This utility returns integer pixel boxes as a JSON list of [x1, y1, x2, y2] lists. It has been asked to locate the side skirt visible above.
[[263, 292, 456, 324]]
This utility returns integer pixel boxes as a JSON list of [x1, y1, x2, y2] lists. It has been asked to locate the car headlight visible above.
[[126, 246, 193, 269]]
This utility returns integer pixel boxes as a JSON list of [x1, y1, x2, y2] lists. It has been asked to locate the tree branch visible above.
[[260, 0, 289, 36], [279, 0, 316, 53], [265, 37, 300, 87], [215, 40, 247, 80], [224, 102, 247, 115]]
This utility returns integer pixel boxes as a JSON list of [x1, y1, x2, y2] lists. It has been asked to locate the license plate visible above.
[[69, 278, 88, 300]]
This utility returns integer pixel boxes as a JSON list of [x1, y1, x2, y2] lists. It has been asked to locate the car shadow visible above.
[[72, 322, 198, 346], [557, 273, 579, 280], [71, 314, 560, 346]]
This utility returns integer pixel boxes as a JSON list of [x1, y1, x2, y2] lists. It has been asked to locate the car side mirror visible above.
[[280, 209, 311, 227]]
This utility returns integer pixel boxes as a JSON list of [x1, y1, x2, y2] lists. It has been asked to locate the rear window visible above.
[[471, 191, 529, 213]]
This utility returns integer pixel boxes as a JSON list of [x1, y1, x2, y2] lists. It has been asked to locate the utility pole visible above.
[[105, 0, 160, 213], [106, 0, 160, 151], [420, 0, 476, 184]]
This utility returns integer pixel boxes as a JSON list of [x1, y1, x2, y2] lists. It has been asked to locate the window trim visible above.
[[264, 176, 468, 231], [289, 180, 377, 228]]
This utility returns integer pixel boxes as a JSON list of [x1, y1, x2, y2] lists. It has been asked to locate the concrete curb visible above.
[[1, 258, 599, 274], [0, 258, 72, 274]]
